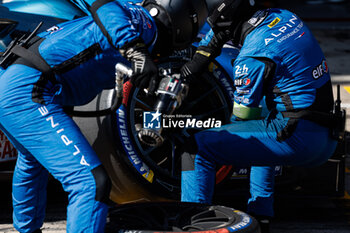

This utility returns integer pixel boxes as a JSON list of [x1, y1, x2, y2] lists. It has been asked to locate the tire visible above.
[[73, 91, 168, 203], [106, 202, 260, 233], [73, 58, 234, 203]]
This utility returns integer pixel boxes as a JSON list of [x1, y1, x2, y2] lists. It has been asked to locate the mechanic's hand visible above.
[[180, 46, 214, 82], [181, 30, 228, 82], [208, 30, 231, 49], [121, 42, 159, 90]]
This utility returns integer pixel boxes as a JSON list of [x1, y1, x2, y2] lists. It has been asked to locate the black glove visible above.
[[180, 31, 229, 81], [180, 45, 215, 81], [121, 42, 158, 90]]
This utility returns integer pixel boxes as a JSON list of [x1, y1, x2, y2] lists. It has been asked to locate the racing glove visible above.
[[180, 31, 229, 81], [120, 41, 159, 90]]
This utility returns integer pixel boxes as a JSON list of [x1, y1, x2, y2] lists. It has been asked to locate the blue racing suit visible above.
[[0, 0, 157, 232], [69, 0, 144, 15], [181, 8, 338, 217]]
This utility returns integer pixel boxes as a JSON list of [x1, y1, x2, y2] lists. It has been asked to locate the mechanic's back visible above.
[[0, 0, 209, 232]]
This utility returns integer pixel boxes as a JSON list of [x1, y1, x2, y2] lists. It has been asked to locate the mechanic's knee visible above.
[[194, 132, 218, 160], [181, 153, 216, 172], [181, 152, 196, 172], [183, 134, 198, 154], [91, 165, 112, 205]]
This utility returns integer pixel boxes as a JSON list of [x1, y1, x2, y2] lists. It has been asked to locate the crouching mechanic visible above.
[[180, 0, 341, 231], [0, 0, 208, 232]]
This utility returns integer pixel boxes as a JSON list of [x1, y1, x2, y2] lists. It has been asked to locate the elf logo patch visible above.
[[268, 17, 280, 28], [312, 60, 328, 80], [243, 78, 251, 86], [234, 78, 251, 87]]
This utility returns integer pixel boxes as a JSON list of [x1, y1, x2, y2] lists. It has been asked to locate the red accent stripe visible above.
[[122, 81, 133, 106]]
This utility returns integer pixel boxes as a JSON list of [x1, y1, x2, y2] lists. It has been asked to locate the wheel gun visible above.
[[138, 67, 189, 147]]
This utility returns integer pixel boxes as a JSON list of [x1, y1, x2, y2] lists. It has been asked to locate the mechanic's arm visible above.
[[181, 29, 230, 78], [69, 0, 143, 15], [68, 0, 91, 15], [232, 57, 275, 120], [80, 0, 158, 88], [88, 0, 156, 49], [119, 40, 158, 89]]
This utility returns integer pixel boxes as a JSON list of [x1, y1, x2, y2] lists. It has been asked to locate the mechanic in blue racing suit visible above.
[[0, 0, 208, 232], [180, 0, 339, 232]]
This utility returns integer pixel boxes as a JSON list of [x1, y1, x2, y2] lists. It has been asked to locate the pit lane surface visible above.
[[0, 179, 350, 233]]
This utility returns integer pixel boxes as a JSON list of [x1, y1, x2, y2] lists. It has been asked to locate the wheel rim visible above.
[[124, 61, 232, 193]]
